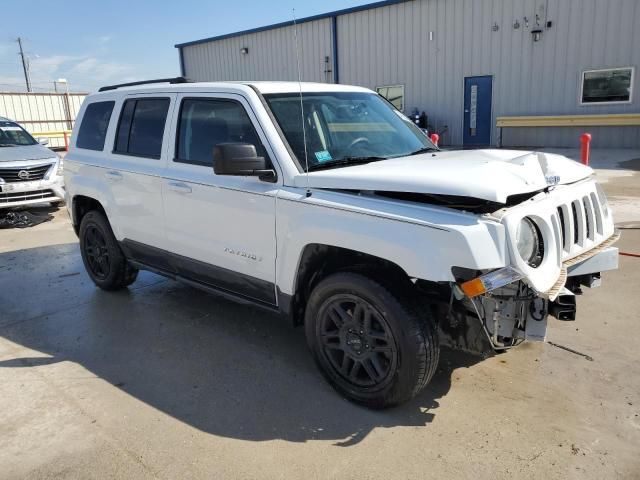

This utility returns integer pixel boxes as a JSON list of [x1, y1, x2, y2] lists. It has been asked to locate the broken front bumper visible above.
[[461, 233, 620, 300], [567, 246, 619, 277], [456, 234, 620, 352], [547, 232, 620, 300]]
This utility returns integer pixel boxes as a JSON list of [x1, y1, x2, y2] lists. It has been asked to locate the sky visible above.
[[0, 0, 367, 93]]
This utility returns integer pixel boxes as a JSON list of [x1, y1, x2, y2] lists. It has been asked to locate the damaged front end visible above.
[[437, 231, 619, 357], [430, 270, 550, 357], [436, 177, 620, 356], [451, 276, 549, 354]]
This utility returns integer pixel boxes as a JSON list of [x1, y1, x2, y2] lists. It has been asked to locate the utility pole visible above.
[[56, 79, 73, 130], [17, 37, 32, 92]]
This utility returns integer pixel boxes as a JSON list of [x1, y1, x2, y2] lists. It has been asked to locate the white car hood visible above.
[[292, 149, 593, 203]]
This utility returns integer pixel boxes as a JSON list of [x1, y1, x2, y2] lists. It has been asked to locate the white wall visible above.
[[182, 19, 334, 83]]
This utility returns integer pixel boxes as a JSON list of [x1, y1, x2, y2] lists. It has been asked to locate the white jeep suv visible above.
[[65, 78, 618, 408]]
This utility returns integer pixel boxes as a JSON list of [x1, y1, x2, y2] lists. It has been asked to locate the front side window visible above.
[[0, 121, 37, 147], [176, 98, 266, 166], [76, 101, 114, 150], [265, 92, 435, 172], [581, 67, 634, 104], [114, 98, 170, 158], [376, 85, 405, 111]]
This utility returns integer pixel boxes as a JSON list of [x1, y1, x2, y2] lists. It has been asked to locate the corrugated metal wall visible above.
[[180, 0, 640, 148], [0, 92, 86, 148], [182, 19, 334, 83]]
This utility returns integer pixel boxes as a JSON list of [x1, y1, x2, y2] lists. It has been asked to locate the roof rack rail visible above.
[[98, 76, 191, 92]]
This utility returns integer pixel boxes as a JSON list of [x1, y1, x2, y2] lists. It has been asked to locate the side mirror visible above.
[[37, 138, 49, 146], [213, 143, 276, 182]]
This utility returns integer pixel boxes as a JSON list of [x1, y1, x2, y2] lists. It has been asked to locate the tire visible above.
[[305, 271, 439, 409], [79, 210, 138, 290]]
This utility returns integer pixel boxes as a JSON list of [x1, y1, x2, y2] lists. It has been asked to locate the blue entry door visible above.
[[463, 76, 493, 146]]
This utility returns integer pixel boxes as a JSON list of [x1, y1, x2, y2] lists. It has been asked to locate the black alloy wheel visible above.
[[83, 225, 111, 280], [318, 294, 397, 389], [305, 272, 440, 408], [79, 210, 138, 290]]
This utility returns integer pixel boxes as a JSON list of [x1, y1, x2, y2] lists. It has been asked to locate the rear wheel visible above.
[[305, 272, 439, 408], [79, 210, 138, 290]]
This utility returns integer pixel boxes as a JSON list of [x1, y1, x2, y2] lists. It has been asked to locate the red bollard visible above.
[[580, 133, 591, 166], [430, 133, 440, 147], [63, 131, 69, 151]]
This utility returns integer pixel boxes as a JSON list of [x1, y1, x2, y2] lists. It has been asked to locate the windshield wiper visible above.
[[0, 143, 19, 147], [307, 156, 387, 171], [408, 146, 439, 156]]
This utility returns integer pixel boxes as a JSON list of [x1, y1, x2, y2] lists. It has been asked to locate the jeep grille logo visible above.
[[545, 175, 560, 186]]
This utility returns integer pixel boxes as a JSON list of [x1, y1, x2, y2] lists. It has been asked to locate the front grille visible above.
[[557, 206, 565, 247], [0, 163, 53, 183], [0, 189, 56, 204], [555, 190, 606, 258]]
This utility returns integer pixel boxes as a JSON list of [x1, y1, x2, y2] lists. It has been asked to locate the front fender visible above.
[[275, 188, 507, 295]]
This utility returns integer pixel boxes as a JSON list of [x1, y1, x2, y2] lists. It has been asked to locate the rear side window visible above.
[[114, 98, 170, 159], [176, 98, 266, 166], [76, 101, 115, 151]]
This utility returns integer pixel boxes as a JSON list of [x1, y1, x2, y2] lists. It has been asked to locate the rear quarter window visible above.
[[76, 101, 115, 151]]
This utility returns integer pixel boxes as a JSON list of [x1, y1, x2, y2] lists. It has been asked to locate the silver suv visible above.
[[0, 116, 64, 208]]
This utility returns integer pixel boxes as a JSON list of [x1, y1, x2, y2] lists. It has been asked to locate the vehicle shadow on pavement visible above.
[[0, 244, 483, 446]]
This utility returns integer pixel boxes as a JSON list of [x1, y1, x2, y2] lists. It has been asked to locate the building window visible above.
[[376, 85, 405, 111], [580, 67, 634, 104]]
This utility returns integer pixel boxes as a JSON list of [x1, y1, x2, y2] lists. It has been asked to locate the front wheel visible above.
[[79, 210, 138, 290], [305, 272, 439, 408]]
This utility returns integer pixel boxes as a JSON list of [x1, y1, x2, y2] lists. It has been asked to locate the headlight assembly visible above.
[[516, 217, 543, 267]]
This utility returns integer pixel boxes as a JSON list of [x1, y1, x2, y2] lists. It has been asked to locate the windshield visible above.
[[264, 92, 436, 171], [0, 121, 37, 146]]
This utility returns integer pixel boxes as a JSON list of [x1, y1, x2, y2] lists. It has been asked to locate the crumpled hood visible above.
[[292, 149, 593, 203], [0, 144, 56, 163]]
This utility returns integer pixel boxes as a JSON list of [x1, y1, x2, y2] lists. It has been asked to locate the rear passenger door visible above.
[[162, 93, 279, 305], [109, 94, 175, 251]]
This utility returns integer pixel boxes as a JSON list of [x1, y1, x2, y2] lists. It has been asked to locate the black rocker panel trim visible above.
[[120, 239, 276, 305]]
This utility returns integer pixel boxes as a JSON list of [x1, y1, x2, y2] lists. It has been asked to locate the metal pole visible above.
[[17, 37, 32, 92], [64, 82, 72, 130], [580, 133, 592, 166]]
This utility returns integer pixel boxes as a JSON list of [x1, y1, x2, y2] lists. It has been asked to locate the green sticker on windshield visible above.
[[314, 150, 332, 163]]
